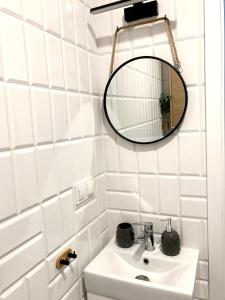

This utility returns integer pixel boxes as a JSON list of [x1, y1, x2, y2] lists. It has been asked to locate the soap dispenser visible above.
[[161, 218, 181, 256]]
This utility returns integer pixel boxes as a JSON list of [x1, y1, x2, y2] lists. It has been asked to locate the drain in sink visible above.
[[143, 258, 149, 265], [135, 275, 150, 282]]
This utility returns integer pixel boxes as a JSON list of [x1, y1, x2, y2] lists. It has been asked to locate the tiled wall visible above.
[[94, 0, 208, 299], [0, 0, 209, 300], [107, 58, 163, 141], [0, 1, 109, 300]]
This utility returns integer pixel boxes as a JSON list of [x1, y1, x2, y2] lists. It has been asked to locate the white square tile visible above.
[[118, 138, 137, 173], [99, 211, 108, 233], [180, 176, 207, 197], [0, 14, 28, 82], [0, 152, 16, 222], [158, 137, 178, 174], [0, 235, 45, 292], [114, 51, 132, 70], [59, 189, 76, 241], [6, 85, 33, 148], [72, 139, 95, 183], [31, 88, 53, 145], [13, 149, 39, 212], [46, 34, 65, 89], [51, 91, 68, 142], [0, 281, 27, 300], [25, 263, 48, 300], [154, 44, 173, 67], [159, 176, 179, 215], [61, 280, 80, 300], [137, 144, 157, 174], [108, 192, 139, 211], [25, 25, 48, 86], [107, 174, 138, 193], [94, 138, 105, 175], [132, 47, 153, 58], [176, 0, 204, 39], [0, 84, 10, 150], [36, 145, 58, 201], [0, 41, 3, 80], [93, 97, 102, 136], [194, 280, 209, 300], [67, 93, 82, 139], [177, 38, 204, 86], [43, 0, 61, 35], [73, 1, 87, 48], [181, 218, 208, 260], [42, 197, 63, 254], [96, 175, 106, 213], [76, 227, 91, 275], [121, 211, 140, 225], [77, 49, 90, 93], [86, 12, 98, 53], [111, 10, 131, 51], [197, 261, 208, 281], [89, 54, 99, 94], [200, 133, 206, 176], [139, 175, 159, 213], [181, 197, 207, 218], [180, 87, 202, 131], [96, 11, 112, 39], [0, 0, 22, 17], [182, 218, 201, 250], [89, 219, 100, 259], [199, 87, 206, 131], [63, 42, 78, 91], [75, 199, 98, 233], [104, 136, 119, 172], [152, 0, 175, 44], [130, 26, 152, 49], [107, 210, 122, 238], [55, 143, 73, 192], [98, 55, 111, 94], [59, 0, 75, 42], [100, 228, 111, 249], [179, 133, 200, 175], [0, 207, 41, 257], [22, 0, 44, 26], [80, 95, 93, 136]]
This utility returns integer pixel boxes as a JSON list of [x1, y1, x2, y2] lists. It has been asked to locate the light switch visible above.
[[78, 182, 87, 201], [74, 177, 95, 207]]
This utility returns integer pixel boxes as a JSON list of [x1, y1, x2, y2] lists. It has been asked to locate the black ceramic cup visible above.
[[116, 223, 135, 248]]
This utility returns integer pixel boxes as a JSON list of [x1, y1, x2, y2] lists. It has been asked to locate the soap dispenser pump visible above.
[[161, 218, 181, 256]]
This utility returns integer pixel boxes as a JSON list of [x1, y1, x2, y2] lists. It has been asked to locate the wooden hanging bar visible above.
[[109, 15, 182, 74]]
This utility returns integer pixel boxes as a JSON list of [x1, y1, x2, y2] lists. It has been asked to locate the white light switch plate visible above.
[[74, 177, 95, 207]]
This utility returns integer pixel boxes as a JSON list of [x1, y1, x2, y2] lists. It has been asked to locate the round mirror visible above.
[[104, 56, 188, 144]]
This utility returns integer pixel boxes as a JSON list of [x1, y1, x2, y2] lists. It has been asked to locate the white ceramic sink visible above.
[[84, 238, 199, 300]]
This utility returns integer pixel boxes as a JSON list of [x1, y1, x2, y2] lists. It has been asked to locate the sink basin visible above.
[[84, 238, 199, 300]]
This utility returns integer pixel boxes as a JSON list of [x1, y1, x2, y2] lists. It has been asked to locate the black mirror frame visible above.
[[103, 56, 188, 144]]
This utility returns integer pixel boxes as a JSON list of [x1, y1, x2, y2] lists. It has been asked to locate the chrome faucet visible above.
[[132, 222, 155, 251]]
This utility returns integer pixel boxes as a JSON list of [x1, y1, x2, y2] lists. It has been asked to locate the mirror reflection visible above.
[[104, 57, 187, 144]]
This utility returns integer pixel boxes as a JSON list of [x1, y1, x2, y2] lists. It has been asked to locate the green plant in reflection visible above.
[[159, 93, 171, 115]]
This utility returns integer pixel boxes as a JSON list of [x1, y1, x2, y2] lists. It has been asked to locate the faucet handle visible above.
[[132, 222, 153, 232]]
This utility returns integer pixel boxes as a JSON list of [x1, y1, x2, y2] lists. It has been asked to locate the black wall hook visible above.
[[60, 259, 70, 266], [67, 251, 77, 259]]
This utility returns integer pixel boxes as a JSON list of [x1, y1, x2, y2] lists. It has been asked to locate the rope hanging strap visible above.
[[110, 15, 182, 74], [164, 17, 182, 72]]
